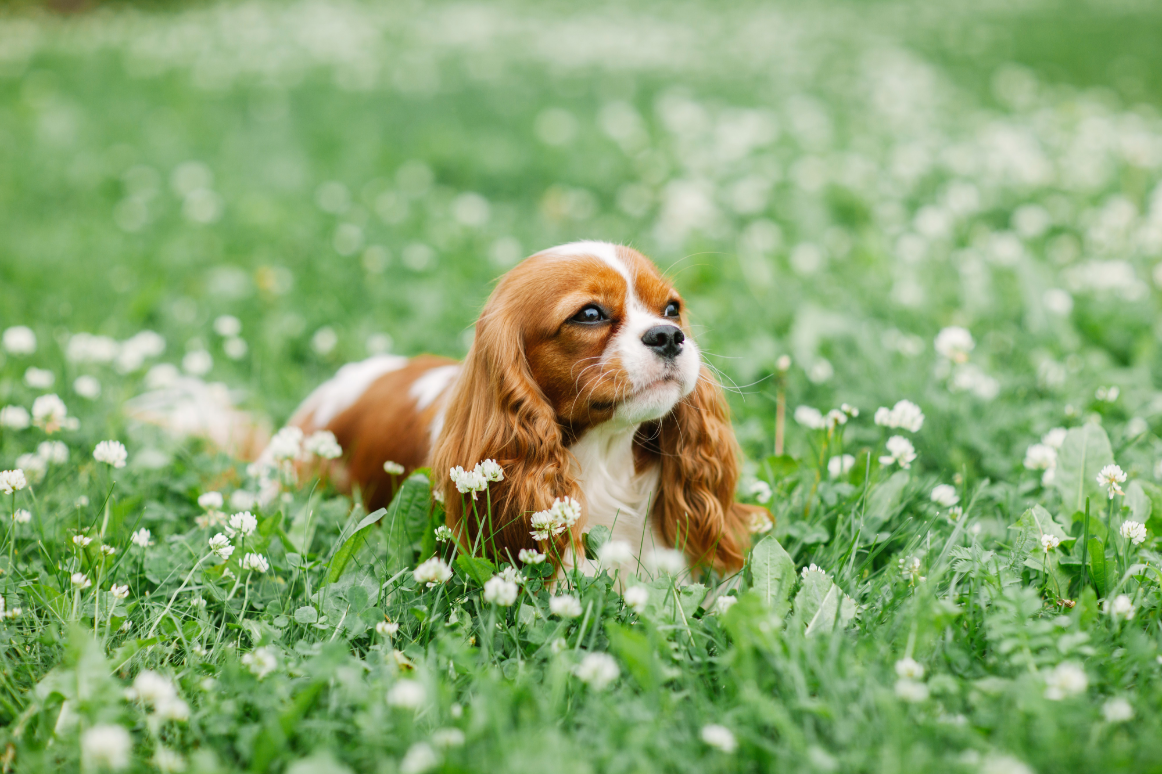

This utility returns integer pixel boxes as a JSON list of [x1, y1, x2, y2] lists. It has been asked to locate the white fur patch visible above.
[[564, 422, 676, 583], [409, 364, 461, 410], [294, 354, 408, 428]]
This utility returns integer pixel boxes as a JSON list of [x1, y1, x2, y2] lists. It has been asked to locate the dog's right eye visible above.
[[570, 305, 608, 324]]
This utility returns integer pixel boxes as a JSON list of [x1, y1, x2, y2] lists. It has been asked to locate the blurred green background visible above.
[[2, 0, 1162, 481]]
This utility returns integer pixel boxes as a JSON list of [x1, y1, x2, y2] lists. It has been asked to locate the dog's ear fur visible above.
[[430, 301, 581, 564], [650, 367, 760, 574]]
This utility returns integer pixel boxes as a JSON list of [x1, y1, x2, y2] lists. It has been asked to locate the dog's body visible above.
[[275, 241, 767, 578]]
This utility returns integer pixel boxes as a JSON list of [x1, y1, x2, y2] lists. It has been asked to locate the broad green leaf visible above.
[[747, 535, 796, 618], [294, 606, 318, 624], [1087, 538, 1108, 597], [1008, 505, 1073, 577], [456, 555, 496, 587], [794, 568, 856, 636], [1126, 481, 1152, 524], [1053, 424, 1114, 513], [606, 623, 660, 691], [583, 525, 611, 561], [1134, 480, 1162, 535], [864, 470, 909, 531], [324, 507, 387, 584]]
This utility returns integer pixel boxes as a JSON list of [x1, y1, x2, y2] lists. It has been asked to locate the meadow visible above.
[[3, 0, 1162, 771]]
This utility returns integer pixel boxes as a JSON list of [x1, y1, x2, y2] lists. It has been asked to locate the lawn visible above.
[[2, 0, 1162, 772]]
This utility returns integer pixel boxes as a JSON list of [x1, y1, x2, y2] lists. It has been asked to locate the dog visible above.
[[277, 241, 768, 578]]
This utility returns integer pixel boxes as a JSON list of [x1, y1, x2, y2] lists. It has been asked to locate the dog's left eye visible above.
[[663, 301, 680, 318], [570, 304, 609, 324]]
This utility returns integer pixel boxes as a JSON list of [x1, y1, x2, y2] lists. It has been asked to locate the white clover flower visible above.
[[376, 621, 400, 637], [1097, 464, 1127, 499], [24, 367, 55, 389], [1120, 520, 1147, 545], [934, 326, 974, 363], [623, 586, 649, 614], [387, 679, 426, 709], [518, 548, 546, 564], [81, 724, 132, 771], [895, 657, 925, 680], [700, 724, 737, 753], [242, 553, 269, 573], [93, 440, 128, 469], [413, 557, 452, 587], [713, 595, 738, 616], [498, 566, 525, 585], [873, 400, 925, 433], [793, 405, 825, 430], [67, 333, 118, 364], [476, 459, 504, 482], [483, 574, 519, 606], [132, 528, 152, 548], [38, 440, 68, 464], [208, 533, 233, 560], [1102, 697, 1134, 723], [824, 409, 847, 429], [400, 742, 439, 774], [182, 350, 213, 376], [198, 491, 224, 510], [224, 337, 247, 359], [31, 394, 69, 434], [1096, 386, 1120, 403], [227, 511, 258, 538], [898, 555, 922, 580], [1023, 443, 1057, 474], [213, 314, 242, 337], [747, 478, 772, 504], [153, 748, 186, 774], [73, 534, 93, 548], [74, 375, 101, 399], [801, 563, 827, 579], [1044, 661, 1088, 700], [449, 465, 488, 497], [110, 584, 130, 600], [894, 679, 929, 703], [241, 646, 278, 679], [303, 430, 342, 459], [747, 510, 774, 534], [130, 670, 177, 707], [930, 484, 959, 507], [529, 497, 582, 541], [71, 572, 92, 590], [1042, 427, 1068, 449], [0, 469, 28, 495], [2, 326, 36, 355], [434, 525, 454, 543], [775, 355, 791, 371], [1040, 534, 1061, 552], [574, 652, 619, 690], [430, 728, 465, 748], [550, 594, 583, 618], [1105, 594, 1135, 621], [879, 435, 917, 469], [597, 539, 633, 566], [13, 509, 31, 524], [828, 454, 855, 478], [383, 460, 405, 475], [0, 405, 31, 430], [15, 454, 45, 484], [645, 548, 685, 576], [268, 427, 304, 461]]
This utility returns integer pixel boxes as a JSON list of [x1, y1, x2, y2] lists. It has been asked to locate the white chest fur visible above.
[[566, 422, 667, 579]]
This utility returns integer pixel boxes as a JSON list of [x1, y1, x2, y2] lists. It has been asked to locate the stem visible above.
[[236, 572, 253, 646], [146, 553, 209, 638], [774, 376, 785, 457]]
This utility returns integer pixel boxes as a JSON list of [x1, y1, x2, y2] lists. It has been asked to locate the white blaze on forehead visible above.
[[539, 240, 640, 305]]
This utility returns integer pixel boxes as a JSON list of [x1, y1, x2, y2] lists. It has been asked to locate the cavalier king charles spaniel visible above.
[[284, 241, 768, 578]]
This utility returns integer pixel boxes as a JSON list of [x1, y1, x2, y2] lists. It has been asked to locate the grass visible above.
[[3, 0, 1162, 771]]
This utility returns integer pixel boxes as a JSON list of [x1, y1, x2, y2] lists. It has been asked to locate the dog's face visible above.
[[497, 242, 701, 429]]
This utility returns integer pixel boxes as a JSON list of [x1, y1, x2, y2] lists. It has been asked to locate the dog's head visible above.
[[432, 241, 759, 573]]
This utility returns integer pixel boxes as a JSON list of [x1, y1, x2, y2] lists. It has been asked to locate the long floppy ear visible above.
[[430, 305, 581, 564], [652, 368, 763, 575]]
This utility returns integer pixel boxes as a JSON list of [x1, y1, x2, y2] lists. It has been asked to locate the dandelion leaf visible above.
[[325, 507, 388, 585], [794, 569, 855, 636], [865, 471, 909, 532], [1087, 538, 1109, 597], [1053, 424, 1114, 513], [747, 535, 796, 618]]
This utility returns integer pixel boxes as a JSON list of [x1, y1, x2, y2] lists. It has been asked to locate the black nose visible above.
[[641, 325, 685, 359]]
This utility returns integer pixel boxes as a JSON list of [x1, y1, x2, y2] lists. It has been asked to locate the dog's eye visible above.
[[570, 305, 608, 324], [663, 301, 680, 318]]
